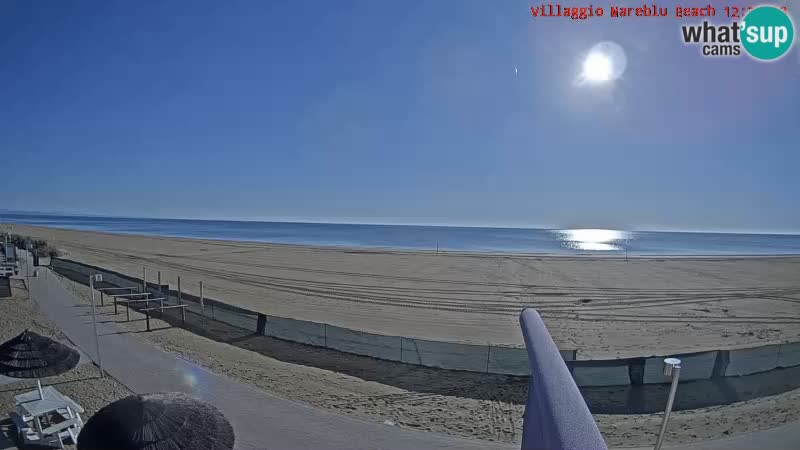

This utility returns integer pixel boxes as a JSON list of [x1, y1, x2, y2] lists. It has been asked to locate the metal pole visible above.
[[177, 276, 182, 305], [143, 266, 147, 293], [90, 276, 105, 378], [200, 281, 204, 316], [25, 246, 31, 283], [655, 358, 681, 450], [158, 271, 162, 294]]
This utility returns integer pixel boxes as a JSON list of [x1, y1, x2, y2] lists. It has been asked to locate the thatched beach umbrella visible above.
[[77, 392, 235, 450], [0, 329, 80, 397]]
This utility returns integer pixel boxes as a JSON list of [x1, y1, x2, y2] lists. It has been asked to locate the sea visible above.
[[2, 212, 800, 256]]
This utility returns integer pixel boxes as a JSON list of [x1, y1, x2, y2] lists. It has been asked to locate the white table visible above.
[[14, 386, 84, 448]]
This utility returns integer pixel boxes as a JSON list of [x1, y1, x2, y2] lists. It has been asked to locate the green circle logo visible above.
[[741, 6, 795, 61]]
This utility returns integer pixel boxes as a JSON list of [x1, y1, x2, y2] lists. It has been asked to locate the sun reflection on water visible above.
[[555, 229, 632, 252]]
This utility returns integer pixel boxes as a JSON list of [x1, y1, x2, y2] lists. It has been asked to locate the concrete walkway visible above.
[[27, 266, 515, 450]]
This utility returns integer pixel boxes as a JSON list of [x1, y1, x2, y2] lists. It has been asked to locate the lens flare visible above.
[[183, 371, 198, 388]]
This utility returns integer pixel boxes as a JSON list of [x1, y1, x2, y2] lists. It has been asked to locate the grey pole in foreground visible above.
[[158, 271, 162, 294], [200, 281, 204, 315], [654, 357, 681, 450], [89, 274, 105, 378], [142, 266, 147, 293], [177, 276, 182, 305], [519, 309, 607, 450]]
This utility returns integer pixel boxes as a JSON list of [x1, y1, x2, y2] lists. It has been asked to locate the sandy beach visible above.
[[3, 227, 799, 446], [7, 224, 800, 359], [54, 270, 800, 446]]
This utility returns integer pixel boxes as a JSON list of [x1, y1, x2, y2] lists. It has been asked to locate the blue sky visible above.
[[1, 0, 798, 232]]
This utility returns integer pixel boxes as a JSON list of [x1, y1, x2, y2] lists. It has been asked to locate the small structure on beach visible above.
[[0, 329, 81, 391], [1, 330, 85, 448], [78, 392, 235, 450], [0, 244, 18, 278]]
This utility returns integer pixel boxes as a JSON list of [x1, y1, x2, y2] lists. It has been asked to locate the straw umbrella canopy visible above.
[[78, 392, 235, 450], [0, 329, 80, 396]]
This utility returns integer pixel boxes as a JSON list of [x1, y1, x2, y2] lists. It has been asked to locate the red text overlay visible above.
[[530, 3, 790, 20]]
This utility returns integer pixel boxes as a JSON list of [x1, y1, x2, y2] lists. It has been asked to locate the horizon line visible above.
[[1, 209, 799, 236]]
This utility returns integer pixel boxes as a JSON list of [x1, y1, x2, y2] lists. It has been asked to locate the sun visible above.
[[575, 41, 627, 87], [582, 52, 613, 83]]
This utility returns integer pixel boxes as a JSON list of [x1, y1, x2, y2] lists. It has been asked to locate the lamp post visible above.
[[654, 357, 681, 450], [89, 274, 105, 378]]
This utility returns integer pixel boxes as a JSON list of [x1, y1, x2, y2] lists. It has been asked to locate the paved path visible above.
[[27, 266, 515, 450]]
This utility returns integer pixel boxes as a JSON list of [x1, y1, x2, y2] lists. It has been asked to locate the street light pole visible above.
[[654, 358, 682, 450], [89, 274, 105, 378]]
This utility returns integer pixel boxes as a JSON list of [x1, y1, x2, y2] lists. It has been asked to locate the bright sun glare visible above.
[[557, 229, 631, 251], [582, 52, 613, 83], [576, 41, 627, 87]]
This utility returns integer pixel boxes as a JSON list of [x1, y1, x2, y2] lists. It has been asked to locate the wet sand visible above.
[[8, 224, 800, 359]]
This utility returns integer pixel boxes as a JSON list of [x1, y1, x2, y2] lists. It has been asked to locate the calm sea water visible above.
[[2, 213, 800, 255]]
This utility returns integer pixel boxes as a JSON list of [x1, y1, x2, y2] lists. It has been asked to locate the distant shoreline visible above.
[[3, 222, 800, 259], [2, 210, 799, 236]]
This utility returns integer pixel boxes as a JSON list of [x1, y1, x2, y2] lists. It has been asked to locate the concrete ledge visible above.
[[325, 325, 402, 360], [644, 351, 718, 383], [778, 342, 800, 368], [570, 361, 631, 386], [212, 307, 258, 332], [265, 316, 326, 347], [487, 346, 529, 376], [561, 349, 577, 361], [725, 344, 781, 376], [401, 338, 489, 372]]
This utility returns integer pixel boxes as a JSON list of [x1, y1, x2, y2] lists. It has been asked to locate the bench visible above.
[[118, 297, 165, 321], [141, 304, 188, 331], [40, 417, 79, 436], [96, 287, 137, 306], [110, 292, 151, 314], [41, 417, 80, 449], [10, 413, 80, 449], [9, 411, 29, 441]]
